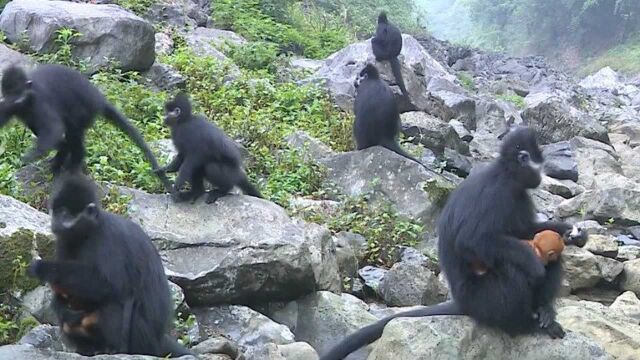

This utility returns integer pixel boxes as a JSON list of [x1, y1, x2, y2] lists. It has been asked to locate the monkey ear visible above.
[[85, 203, 99, 219]]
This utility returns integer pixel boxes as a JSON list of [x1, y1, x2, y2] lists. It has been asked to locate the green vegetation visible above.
[[457, 72, 476, 92], [581, 38, 640, 75], [114, 0, 156, 15], [496, 93, 526, 109], [300, 195, 424, 267]]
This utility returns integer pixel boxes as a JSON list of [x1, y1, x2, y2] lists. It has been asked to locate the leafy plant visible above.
[[457, 72, 476, 92], [301, 194, 423, 267], [496, 93, 526, 109]]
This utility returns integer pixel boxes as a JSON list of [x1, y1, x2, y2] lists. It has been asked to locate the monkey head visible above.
[[164, 92, 192, 127], [528, 230, 565, 265], [354, 63, 379, 89], [498, 126, 544, 188], [378, 11, 388, 24], [0, 66, 34, 117], [50, 172, 101, 239]]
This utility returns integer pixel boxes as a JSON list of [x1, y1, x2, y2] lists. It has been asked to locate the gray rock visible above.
[[609, 291, 640, 324], [569, 137, 624, 190], [563, 246, 602, 290], [379, 261, 446, 306], [0, 0, 155, 72], [400, 112, 469, 155], [358, 266, 387, 295], [333, 232, 365, 278], [429, 90, 477, 129], [285, 131, 335, 162], [307, 35, 458, 113], [618, 246, 640, 262], [268, 292, 378, 360], [142, 62, 186, 91], [529, 188, 565, 219], [557, 299, 640, 359], [290, 58, 324, 73], [584, 234, 619, 258], [193, 305, 294, 349], [190, 336, 242, 358], [474, 98, 518, 135], [244, 342, 319, 360], [594, 255, 624, 283], [17, 325, 68, 352], [21, 286, 57, 325], [0, 195, 50, 237], [448, 119, 473, 142], [368, 316, 610, 360], [320, 147, 457, 227], [143, 0, 208, 28], [123, 188, 340, 305], [557, 187, 640, 226], [155, 32, 174, 56], [539, 176, 581, 199], [620, 259, 640, 295], [575, 220, 607, 235], [0, 344, 197, 359], [580, 67, 623, 91], [185, 27, 247, 54], [541, 141, 579, 182], [522, 93, 609, 145], [616, 235, 640, 247]]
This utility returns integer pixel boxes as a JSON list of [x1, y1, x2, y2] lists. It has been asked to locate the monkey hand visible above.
[[27, 259, 44, 279], [564, 226, 588, 248]]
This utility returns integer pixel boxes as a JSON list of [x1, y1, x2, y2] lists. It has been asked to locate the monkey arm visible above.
[[161, 153, 183, 173], [21, 120, 64, 164], [29, 260, 112, 302], [497, 236, 546, 281]]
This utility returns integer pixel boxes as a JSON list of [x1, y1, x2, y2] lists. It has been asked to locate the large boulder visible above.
[[143, 0, 209, 28], [320, 147, 457, 228], [568, 137, 625, 190], [557, 299, 640, 359], [368, 316, 609, 360], [400, 112, 469, 156], [122, 188, 340, 306], [557, 187, 640, 225], [308, 34, 459, 113], [562, 246, 602, 291], [0, 344, 198, 359], [0, 0, 156, 72], [266, 291, 379, 360], [620, 259, 640, 295], [522, 93, 609, 145], [541, 141, 579, 182], [192, 305, 295, 350]]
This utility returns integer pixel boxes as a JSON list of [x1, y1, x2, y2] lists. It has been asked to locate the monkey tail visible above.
[[389, 57, 409, 98], [102, 104, 173, 193], [381, 140, 428, 170], [238, 173, 263, 198], [320, 301, 461, 360]]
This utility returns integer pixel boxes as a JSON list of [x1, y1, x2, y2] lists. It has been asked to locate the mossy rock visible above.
[[0, 229, 55, 294], [422, 177, 456, 209]]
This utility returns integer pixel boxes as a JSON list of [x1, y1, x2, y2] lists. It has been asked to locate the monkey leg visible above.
[[66, 131, 87, 173], [50, 140, 71, 174], [204, 162, 237, 204]]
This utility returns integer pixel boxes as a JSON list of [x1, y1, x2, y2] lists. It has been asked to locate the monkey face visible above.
[[164, 107, 181, 126]]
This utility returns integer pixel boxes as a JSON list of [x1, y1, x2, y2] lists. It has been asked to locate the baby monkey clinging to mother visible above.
[[158, 93, 262, 204]]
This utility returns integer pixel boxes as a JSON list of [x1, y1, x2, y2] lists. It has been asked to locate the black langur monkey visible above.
[[353, 64, 426, 168], [372, 11, 409, 98], [0, 64, 173, 191], [158, 93, 262, 204], [320, 126, 588, 360], [27, 171, 191, 358]]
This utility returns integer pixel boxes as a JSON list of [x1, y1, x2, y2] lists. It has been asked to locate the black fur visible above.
[[371, 12, 408, 97], [320, 127, 588, 360], [160, 93, 262, 204], [0, 64, 172, 191], [28, 172, 191, 358], [353, 64, 425, 168]]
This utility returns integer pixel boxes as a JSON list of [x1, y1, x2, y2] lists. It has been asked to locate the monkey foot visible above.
[[535, 304, 557, 329], [205, 190, 229, 204], [542, 321, 565, 339]]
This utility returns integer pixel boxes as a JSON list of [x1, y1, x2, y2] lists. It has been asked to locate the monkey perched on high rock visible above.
[[372, 11, 409, 98], [0, 64, 172, 191], [28, 171, 190, 357], [320, 126, 588, 360], [353, 63, 425, 168], [158, 93, 262, 204]]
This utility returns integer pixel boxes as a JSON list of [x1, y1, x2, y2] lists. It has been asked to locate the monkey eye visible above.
[[174, 108, 181, 115], [517, 150, 530, 164]]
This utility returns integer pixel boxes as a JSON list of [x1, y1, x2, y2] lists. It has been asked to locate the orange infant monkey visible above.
[[472, 230, 566, 276]]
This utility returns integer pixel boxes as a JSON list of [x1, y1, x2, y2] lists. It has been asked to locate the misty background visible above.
[[415, 0, 640, 75]]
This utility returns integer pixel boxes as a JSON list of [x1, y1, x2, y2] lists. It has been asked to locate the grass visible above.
[[580, 38, 640, 76], [496, 93, 526, 109]]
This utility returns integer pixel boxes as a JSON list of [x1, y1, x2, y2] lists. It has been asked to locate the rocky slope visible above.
[[0, 1, 639, 359]]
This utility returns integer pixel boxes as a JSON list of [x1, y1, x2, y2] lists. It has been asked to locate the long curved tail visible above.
[[102, 104, 173, 193], [389, 57, 409, 98], [320, 301, 461, 360], [381, 140, 428, 169], [238, 173, 263, 198]]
